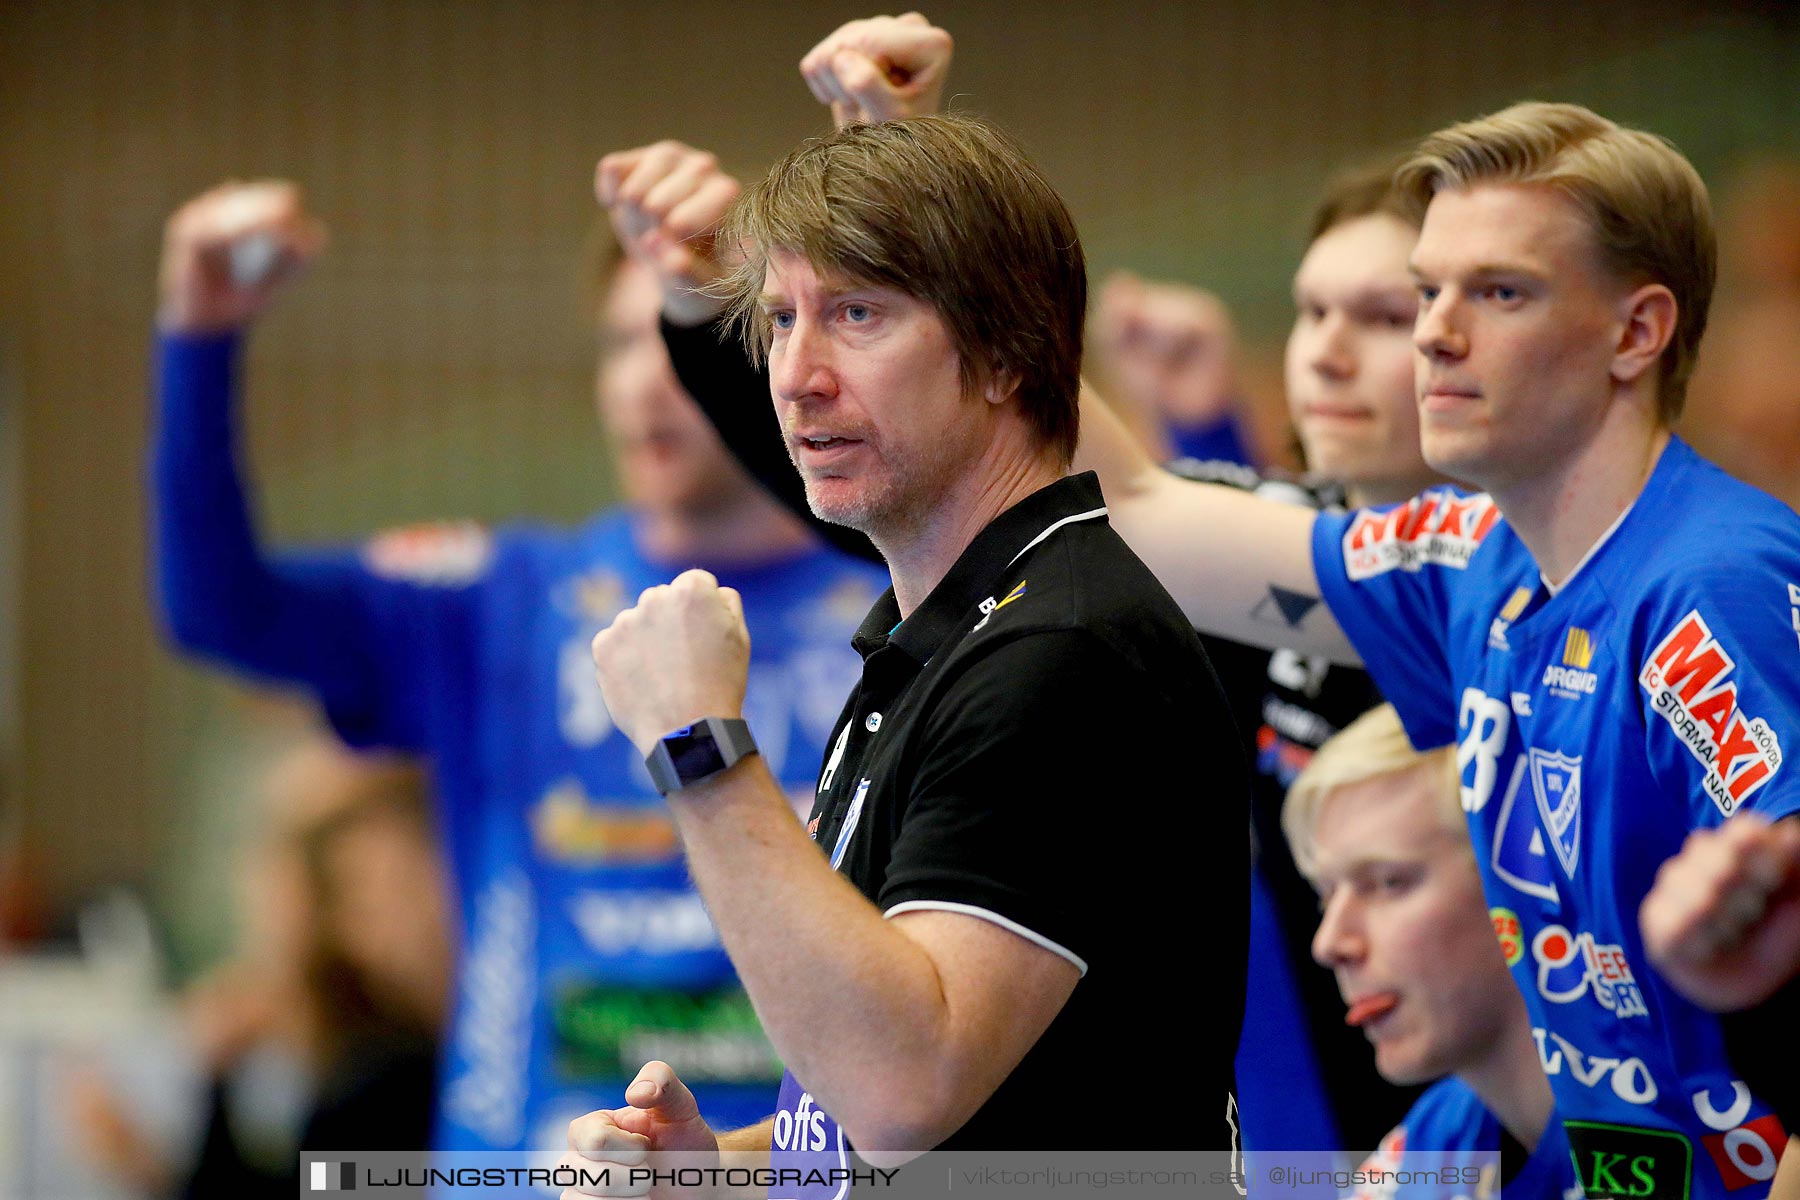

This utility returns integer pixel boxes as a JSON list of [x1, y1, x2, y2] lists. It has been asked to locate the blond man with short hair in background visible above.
[[1285, 705, 1578, 1196]]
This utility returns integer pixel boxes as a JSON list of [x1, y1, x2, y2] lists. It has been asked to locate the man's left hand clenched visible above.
[[592, 569, 752, 756]]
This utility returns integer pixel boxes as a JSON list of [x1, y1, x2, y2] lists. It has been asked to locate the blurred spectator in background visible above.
[[1683, 160, 1800, 514], [1090, 270, 1259, 467], [67, 736, 447, 1198], [148, 181, 885, 1154]]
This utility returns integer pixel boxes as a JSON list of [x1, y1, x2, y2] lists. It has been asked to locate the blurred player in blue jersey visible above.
[[148, 182, 886, 1152], [1285, 705, 1578, 1197], [1076, 103, 1800, 1197]]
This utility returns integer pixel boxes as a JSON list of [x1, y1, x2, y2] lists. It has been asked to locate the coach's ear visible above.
[[1611, 282, 1677, 389]]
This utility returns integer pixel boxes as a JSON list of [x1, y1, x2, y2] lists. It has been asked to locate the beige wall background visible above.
[[1, 0, 1795, 963]]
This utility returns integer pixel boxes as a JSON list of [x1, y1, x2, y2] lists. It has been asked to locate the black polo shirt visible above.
[[799, 471, 1248, 1151]]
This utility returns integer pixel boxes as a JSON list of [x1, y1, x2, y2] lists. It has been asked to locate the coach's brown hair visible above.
[[1397, 101, 1716, 421], [715, 115, 1086, 464]]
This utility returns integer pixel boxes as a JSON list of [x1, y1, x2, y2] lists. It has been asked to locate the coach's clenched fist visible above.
[[591, 570, 751, 757]]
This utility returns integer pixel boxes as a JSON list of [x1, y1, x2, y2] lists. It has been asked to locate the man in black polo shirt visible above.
[[569, 115, 1247, 1180]]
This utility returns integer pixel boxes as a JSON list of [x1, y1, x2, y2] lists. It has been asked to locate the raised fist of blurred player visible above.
[[799, 12, 954, 128], [594, 142, 741, 327], [158, 180, 327, 334]]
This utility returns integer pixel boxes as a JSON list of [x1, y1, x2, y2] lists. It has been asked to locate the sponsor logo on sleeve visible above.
[[362, 521, 494, 584], [1528, 748, 1583, 877], [1563, 1121, 1692, 1200], [1693, 1082, 1788, 1191], [1530, 924, 1648, 1018], [1343, 490, 1501, 580], [1640, 611, 1784, 817], [1545, 627, 1601, 699], [1491, 907, 1524, 967], [1534, 1028, 1659, 1105]]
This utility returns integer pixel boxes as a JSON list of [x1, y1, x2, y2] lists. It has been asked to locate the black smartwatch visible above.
[[646, 717, 760, 796]]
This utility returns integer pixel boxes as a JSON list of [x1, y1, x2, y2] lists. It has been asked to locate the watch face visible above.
[[663, 724, 724, 780]]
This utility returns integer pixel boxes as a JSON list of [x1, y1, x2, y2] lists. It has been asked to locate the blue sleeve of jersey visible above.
[[151, 332, 486, 751], [1632, 540, 1800, 828], [1311, 494, 1472, 749]]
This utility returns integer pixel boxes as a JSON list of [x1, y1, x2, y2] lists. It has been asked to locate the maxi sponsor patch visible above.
[[1640, 610, 1784, 817], [1343, 490, 1501, 580]]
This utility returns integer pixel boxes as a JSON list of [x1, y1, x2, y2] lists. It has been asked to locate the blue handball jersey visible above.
[[151, 333, 887, 1153], [1348, 1079, 1578, 1199], [1313, 437, 1799, 1200]]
